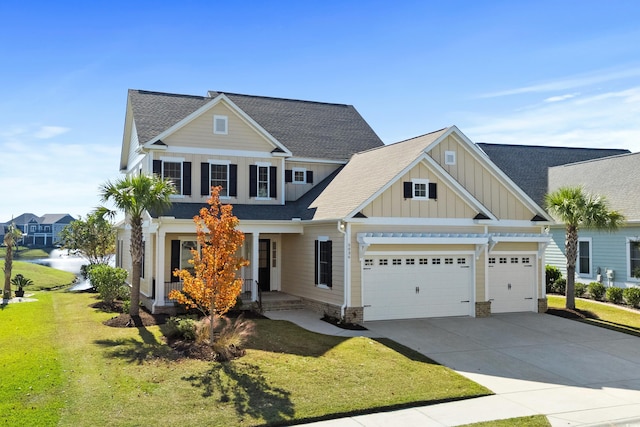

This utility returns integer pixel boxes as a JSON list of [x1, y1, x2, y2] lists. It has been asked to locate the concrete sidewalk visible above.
[[264, 309, 640, 426]]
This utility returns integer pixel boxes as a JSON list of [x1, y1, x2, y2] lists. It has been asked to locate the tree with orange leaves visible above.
[[169, 186, 249, 344]]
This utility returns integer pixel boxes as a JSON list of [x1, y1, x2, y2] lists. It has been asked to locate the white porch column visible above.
[[153, 229, 166, 310], [252, 232, 259, 301]]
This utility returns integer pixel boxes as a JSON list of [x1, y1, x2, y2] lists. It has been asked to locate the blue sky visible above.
[[1, 1, 639, 222]]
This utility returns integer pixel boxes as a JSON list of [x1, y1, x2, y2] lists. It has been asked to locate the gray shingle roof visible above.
[[549, 152, 640, 220], [477, 143, 629, 207], [128, 89, 383, 161]]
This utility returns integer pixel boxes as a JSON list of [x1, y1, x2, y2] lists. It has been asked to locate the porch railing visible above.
[[164, 279, 254, 300]]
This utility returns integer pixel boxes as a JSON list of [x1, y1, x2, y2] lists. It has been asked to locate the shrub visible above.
[[606, 286, 624, 304], [574, 282, 586, 298], [88, 264, 128, 305], [165, 316, 197, 341], [587, 282, 606, 300], [551, 278, 566, 295], [545, 265, 562, 293], [210, 315, 256, 362], [623, 287, 640, 308]]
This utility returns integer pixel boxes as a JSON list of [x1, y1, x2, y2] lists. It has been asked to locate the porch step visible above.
[[261, 298, 306, 311]]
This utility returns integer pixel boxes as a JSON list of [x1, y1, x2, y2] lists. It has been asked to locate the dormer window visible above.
[[214, 115, 228, 135], [445, 151, 456, 165]]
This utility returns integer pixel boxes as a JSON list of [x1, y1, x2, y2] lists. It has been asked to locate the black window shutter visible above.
[[314, 240, 318, 285], [269, 166, 277, 198], [170, 240, 181, 282], [285, 169, 292, 183], [229, 164, 238, 197], [403, 181, 413, 198], [327, 241, 333, 288], [306, 170, 313, 184], [429, 183, 437, 200], [249, 165, 257, 197], [200, 163, 209, 196], [153, 160, 161, 176], [183, 162, 191, 195]]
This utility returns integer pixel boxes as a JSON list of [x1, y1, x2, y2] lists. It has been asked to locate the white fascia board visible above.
[[287, 157, 348, 165], [141, 94, 292, 157], [347, 217, 485, 227], [357, 233, 489, 246], [164, 145, 276, 159], [237, 221, 304, 234]]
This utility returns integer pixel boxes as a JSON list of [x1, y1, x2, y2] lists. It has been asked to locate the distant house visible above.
[[1, 213, 75, 246], [116, 89, 554, 321], [477, 144, 634, 288], [547, 153, 640, 288]]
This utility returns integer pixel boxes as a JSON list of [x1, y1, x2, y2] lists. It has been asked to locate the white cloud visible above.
[[34, 125, 70, 139], [463, 86, 640, 151], [479, 67, 640, 98], [544, 93, 580, 103]]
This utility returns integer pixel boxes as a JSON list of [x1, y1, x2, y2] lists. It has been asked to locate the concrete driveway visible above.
[[364, 313, 640, 426]]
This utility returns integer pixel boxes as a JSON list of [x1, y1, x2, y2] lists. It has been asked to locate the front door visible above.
[[258, 239, 271, 292]]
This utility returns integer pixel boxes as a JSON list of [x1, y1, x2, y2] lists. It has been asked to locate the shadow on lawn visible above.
[[95, 324, 178, 364], [547, 307, 640, 338], [183, 362, 294, 425]]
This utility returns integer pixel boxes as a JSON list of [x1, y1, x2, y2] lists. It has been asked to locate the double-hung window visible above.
[[403, 179, 437, 200], [201, 161, 237, 197], [577, 238, 591, 276], [211, 163, 229, 197], [250, 163, 277, 199], [628, 238, 640, 280], [315, 237, 332, 288], [153, 158, 191, 196]]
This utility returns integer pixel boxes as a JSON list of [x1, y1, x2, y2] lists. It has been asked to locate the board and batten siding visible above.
[[429, 135, 534, 221], [361, 163, 476, 219], [280, 224, 344, 307], [163, 102, 275, 153]]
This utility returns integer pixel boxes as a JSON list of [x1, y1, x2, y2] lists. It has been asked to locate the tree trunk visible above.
[[3, 242, 13, 299], [565, 225, 578, 310], [129, 216, 143, 317]]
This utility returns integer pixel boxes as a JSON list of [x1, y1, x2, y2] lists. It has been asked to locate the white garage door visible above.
[[488, 255, 536, 313], [363, 255, 473, 321]]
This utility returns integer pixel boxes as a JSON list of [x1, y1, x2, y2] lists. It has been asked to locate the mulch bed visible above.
[[321, 314, 368, 330], [96, 301, 170, 328]]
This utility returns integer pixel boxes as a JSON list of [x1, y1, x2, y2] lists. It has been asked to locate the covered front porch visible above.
[[150, 218, 303, 314]]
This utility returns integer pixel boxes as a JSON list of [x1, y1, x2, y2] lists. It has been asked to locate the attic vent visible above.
[[214, 115, 228, 135], [445, 151, 456, 165]]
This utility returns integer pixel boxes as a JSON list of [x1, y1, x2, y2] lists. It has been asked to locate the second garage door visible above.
[[488, 255, 536, 313], [363, 255, 473, 321]]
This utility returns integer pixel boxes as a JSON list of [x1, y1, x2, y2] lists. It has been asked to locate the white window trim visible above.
[[626, 237, 640, 282], [316, 235, 330, 288], [160, 157, 185, 197], [445, 150, 456, 165], [209, 159, 231, 199], [292, 167, 307, 184], [577, 237, 592, 278], [256, 162, 271, 200], [213, 115, 228, 135], [411, 178, 430, 200]]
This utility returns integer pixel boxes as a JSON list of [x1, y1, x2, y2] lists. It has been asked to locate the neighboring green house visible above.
[[547, 152, 640, 288]]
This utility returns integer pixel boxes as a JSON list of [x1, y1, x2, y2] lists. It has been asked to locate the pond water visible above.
[[23, 249, 95, 291]]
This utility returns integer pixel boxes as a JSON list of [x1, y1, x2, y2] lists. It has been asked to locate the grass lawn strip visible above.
[[32, 291, 490, 426], [548, 295, 640, 336], [0, 292, 65, 426], [460, 415, 551, 426], [0, 260, 77, 291]]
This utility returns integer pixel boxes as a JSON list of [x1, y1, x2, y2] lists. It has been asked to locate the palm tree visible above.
[[545, 186, 625, 309], [99, 174, 175, 316], [3, 223, 23, 299]]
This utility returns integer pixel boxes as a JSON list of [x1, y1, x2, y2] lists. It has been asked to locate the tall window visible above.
[[258, 166, 269, 198], [210, 164, 229, 197], [630, 239, 640, 279], [578, 239, 591, 275], [163, 162, 182, 193], [315, 238, 332, 288]]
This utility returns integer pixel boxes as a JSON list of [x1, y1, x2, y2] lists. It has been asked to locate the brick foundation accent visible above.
[[475, 301, 491, 318], [300, 298, 364, 324], [538, 298, 548, 313]]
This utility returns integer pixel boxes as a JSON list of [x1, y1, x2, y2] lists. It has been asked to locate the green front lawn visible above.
[[548, 295, 640, 336], [462, 415, 551, 427], [0, 260, 77, 291], [0, 291, 491, 426], [0, 246, 50, 259]]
